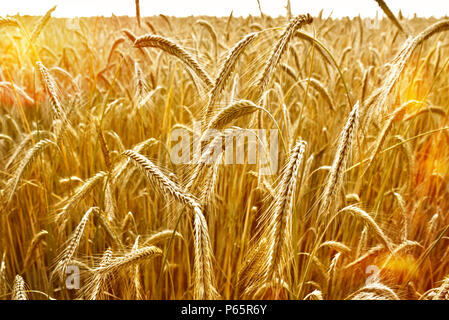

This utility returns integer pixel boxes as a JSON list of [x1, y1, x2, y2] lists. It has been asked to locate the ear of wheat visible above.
[[54, 207, 99, 279], [30, 5, 57, 42], [349, 282, 400, 300], [3, 138, 56, 205], [122, 150, 219, 299], [319, 102, 359, 221], [23, 230, 48, 271], [368, 20, 449, 121], [93, 246, 162, 276], [88, 248, 113, 300], [0, 17, 19, 29], [134, 34, 213, 89], [123, 150, 200, 210], [12, 275, 27, 300], [204, 32, 258, 121], [36, 61, 68, 125], [256, 14, 313, 98], [56, 171, 107, 223], [241, 140, 307, 295]]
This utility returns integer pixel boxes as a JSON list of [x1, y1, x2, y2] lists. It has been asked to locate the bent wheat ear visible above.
[[5, 130, 50, 170], [304, 289, 323, 300], [94, 246, 162, 276], [0, 17, 19, 29], [206, 100, 265, 130], [107, 37, 125, 66], [0, 81, 35, 106], [195, 19, 218, 61], [340, 205, 393, 252], [122, 151, 219, 299], [122, 28, 137, 42], [143, 229, 183, 245], [134, 34, 213, 89], [112, 137, 159, 184], [319, 241, 351, 254], [122, 150, 200, 210]]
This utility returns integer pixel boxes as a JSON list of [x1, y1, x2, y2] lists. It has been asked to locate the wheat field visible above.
[[1, 1, 449, 300]]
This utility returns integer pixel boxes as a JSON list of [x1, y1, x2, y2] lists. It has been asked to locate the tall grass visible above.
[[0, 6, 449, 300]]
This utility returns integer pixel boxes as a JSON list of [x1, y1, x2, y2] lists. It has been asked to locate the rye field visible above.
[[1, 2, 449, 300]]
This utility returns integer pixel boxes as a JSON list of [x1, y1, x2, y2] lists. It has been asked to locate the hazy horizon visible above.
[[0, 0, 448, 19]]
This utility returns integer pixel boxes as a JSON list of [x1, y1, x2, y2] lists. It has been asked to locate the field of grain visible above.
[[1, 2, 449, 300]]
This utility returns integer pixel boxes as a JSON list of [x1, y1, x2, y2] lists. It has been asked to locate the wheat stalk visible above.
[[135, 0, 141, 28], [373, 0, 408, 35], [122, 150, 219, 299]]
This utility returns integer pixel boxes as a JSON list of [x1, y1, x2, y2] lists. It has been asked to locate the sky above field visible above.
[[0, 0, 447, 18]]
